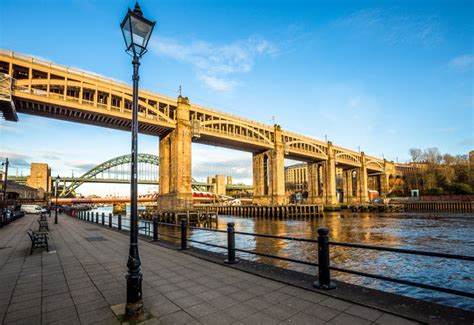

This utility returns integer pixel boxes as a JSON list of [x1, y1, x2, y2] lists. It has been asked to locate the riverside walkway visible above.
[[1, 214, 419, 324]]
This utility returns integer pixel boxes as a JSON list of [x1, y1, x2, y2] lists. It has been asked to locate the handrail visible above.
[[329, 241, 474, 261], [235, 230, 318, 243], [330, 266, 474, 299]]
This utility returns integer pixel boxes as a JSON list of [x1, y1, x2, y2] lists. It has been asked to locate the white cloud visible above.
[[335, 9, 442, 47], [197, 75, 237, 92], [449, 54, 474, 71], [149, 35, 277, 91]]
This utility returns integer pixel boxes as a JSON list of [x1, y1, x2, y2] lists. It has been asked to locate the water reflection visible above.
[[90, 207, 474, 311]]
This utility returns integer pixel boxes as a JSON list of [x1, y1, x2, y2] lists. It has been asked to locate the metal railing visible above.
[[72, 211, 474, 299]]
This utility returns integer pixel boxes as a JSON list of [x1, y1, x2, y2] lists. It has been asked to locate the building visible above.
[[1, 172, 38, 202], [26, 163, 51, 199], [285, 163, 308, 191]]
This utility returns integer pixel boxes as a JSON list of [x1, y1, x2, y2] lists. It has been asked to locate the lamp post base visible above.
[[124, 301, 145, 322], [124, 271, 144, 321]]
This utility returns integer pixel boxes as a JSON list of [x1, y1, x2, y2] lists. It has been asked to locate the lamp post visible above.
[[2, 158, 9, 215], [120, 2, 155, 321], [55, 175, 59, 224]]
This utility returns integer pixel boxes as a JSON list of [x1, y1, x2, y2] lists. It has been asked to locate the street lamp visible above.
[[120, 2, 155, 321], [2, 158, 9, 216], [55, 175, 59, 224]]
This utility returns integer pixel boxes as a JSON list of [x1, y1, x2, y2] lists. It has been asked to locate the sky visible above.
[[0, 0, 473, 196]]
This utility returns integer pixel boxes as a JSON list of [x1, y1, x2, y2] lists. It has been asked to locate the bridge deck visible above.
[[0, 215, 418, 324]]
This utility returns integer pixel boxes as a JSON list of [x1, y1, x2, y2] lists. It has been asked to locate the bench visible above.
[[27, 229, 49, 254], [38, 219, 49, 232]]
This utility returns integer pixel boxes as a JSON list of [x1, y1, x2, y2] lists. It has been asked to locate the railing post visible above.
[[225, 222, 238, 264], [313, 227, 336, 290], [153, 218, 159, 242], [118, 214, 122, 231], [180, 218, 187, 250], [109, 213, 112, 228], [101, 212, 105, 225]]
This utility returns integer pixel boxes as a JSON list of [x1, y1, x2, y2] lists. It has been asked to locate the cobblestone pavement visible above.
[[0, 214, 418, 324]]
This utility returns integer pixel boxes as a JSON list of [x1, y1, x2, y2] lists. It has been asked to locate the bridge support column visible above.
[[158, 96, 193, 211], [324, 142, 338, 205], [307, 162, 318, 203], [358, 153, 369, 203], [343, 169, 353, 204], [252, 125, 286, 205], [381, 160, 395, 197]]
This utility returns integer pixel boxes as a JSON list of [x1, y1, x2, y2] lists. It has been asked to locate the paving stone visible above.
[[279, 311, 326, 324], [75, 297, 108, 314], [148, 301, 181, 317], [4, 305, 41, 322], [226, 302, 258, 319], [42, 305, 78, 324], [318, 297, 354, 311], [345, 304, 384, 321], [240, 310, 281, 325], [198, 311, 237, 325], [263, 302, 299, 320], [3, 315, 41, 325], [158, 310, 196, 325], [328, 312, 372, 325], [79, 305, 116, 323], [163, 288, 189, 300], [184, 302, 218, 318], [303, 303, 340, 321], [173, 295, 204, 308], [7, 297, 41, 313], [374, 313, 420, 325], [208, 295, 239, 310], [42, 297, 75, 313]]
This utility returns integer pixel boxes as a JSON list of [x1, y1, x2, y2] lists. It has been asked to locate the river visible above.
[[90, 206, 474, 311]]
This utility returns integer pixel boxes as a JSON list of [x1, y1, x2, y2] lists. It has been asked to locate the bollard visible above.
[[96, 212, 99, 224], [108, 213, 112, 228], [87, 212, 90, 222], [101, 212, 105, 225], [313, 227, 336, 290], [153, 218, 159, 242], [118, 214, 122, 231], [179, 218, 187, 250], [224, 222, 238, 264]]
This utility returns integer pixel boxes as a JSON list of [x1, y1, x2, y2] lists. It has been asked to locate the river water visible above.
[[90, 207, 474, 311]]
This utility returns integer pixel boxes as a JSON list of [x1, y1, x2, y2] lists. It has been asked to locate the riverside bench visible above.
[[27, 229, 49, 254], [38, 219, 49, 232]]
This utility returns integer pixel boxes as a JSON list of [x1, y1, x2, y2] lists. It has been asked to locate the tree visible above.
[[409, 148, 423, 162]]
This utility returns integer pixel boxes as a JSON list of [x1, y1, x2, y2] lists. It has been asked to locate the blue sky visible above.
[[0, 0, 473, 195]]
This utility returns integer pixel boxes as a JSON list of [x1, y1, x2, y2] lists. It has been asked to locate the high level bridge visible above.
[[0, 49, 396, 209]]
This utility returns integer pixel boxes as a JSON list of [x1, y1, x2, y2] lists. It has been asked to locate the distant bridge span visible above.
[[9, 153, 252, 197]]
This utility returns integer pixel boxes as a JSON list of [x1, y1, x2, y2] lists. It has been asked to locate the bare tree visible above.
[[409, 148, 423, 162]]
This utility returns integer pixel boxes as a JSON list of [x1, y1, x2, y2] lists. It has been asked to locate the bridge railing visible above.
[[72, 210, 474, 300], [0, 48, 177, 103]]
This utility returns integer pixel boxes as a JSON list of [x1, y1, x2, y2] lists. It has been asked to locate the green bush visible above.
[[449, 183, 473, 195], [425, 187, 444, 195]]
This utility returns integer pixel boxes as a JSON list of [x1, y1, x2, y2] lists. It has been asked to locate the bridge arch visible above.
[[61, 154, 159, 197], [199, 120, 273, 145], [366, 160, 384, 171], [335, 152, 361, 167], [285, 140, 327, 159]]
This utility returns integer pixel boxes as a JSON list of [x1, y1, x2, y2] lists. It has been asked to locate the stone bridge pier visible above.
[[158, 96, 193, 210], [252, 125, 286, 205]]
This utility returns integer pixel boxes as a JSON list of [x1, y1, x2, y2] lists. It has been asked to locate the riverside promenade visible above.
[[0, 214, 425, 324]]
